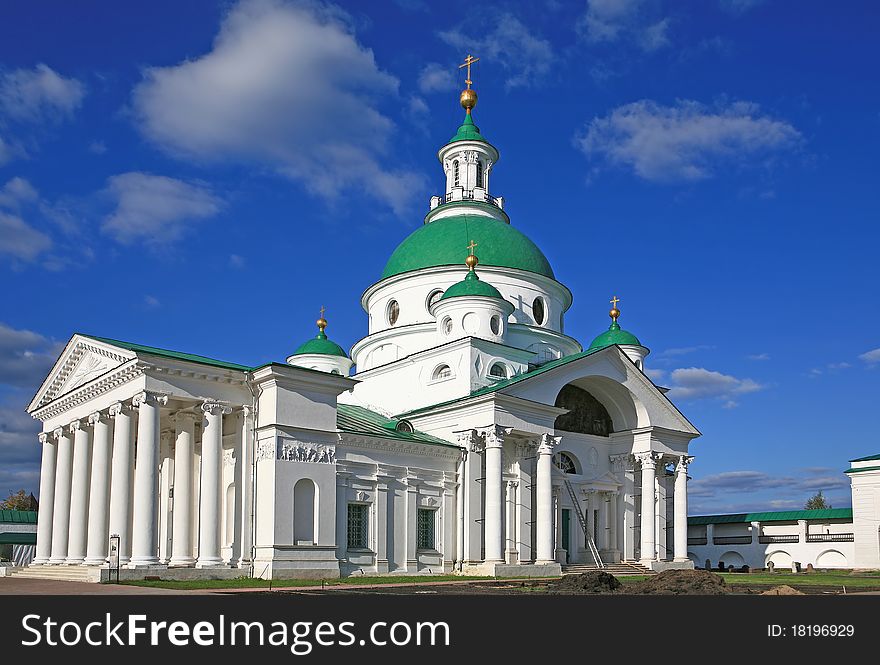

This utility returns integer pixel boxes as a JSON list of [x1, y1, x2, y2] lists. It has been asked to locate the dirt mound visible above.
[[761, 585, 804, 596], [626, 569, 729, 595], [551, 571, 622, 594]]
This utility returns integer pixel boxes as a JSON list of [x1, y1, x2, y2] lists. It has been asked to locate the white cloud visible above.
[[0, 211, 52, 261], [719, 0, 765, 15], [747, 352, 770, 361], [0, 177, 39, 210], [658, 344, 714, 358], [88, 140, 107, 155], [859, 348, 880, 365], [229, 254, 246, 269], [102, 172, 223, 245], [579, 0, 671, 52], [576, 99, 802, 183], [665, 367, 764, 404], [438, 14, 553, 90], [131, 0, 420, 214], [418, 62, 457, 94], [645, 368, 666, 382], [144, 295, 161, 308], [0, 322, 60, 390], [0, 64, 85, 122]]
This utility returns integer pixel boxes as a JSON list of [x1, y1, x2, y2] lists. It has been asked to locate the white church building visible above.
[[22, 72, 702, 581]]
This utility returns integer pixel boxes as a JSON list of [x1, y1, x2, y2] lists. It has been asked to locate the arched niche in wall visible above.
[[293, 478, 317, 545], [553, 383, 614, 437]]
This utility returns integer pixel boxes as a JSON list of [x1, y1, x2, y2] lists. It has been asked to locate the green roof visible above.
[[850, 453, 880, 462], [440, 269, 503, 301], [688, 508, 853, 525], [336, 404, 457, 448], [292, 331, 348, 358], [587, 320, 642, 351], [84, 335, 252, 372], [382, 215, 554, 280], [0, 510, 37, 524], [845, 466, 880, 474], [0, 532, 37, 544], [448, 111, 489, 144]]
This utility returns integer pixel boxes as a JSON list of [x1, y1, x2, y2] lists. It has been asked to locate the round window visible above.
[[532, 297, 545, 325], [553, 452, 577, 474], [386, 299, 400, 326], [427, 290, 443, 311], [489, 315, 501, 335], [441, 316, 453, 336], [489, 362, 507, 379]]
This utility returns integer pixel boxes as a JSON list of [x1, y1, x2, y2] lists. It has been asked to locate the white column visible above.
[[66, 420, 91, 564], [108, 402, 134, 564], [158, 430, 173, 564], [196, 400, 230, 568], [375, 475, 390, 573], [600, 492, 611, 551], [130, 391, 167, 567], [554, 486, 564, 563], [33, 433, 57, 565], [584, 489, 596, 552], [405, 480, 418, 572], [505, 480, 517, 563], [536, 433, 557, 564], [84, 411, 112, 565], [336, 475, 349, 561], [674, 455, 692, 562], [236, 406, 254, 568], [49, 427, 73, 564], [170, 411, 197, 566], [638, 452, 658, 565], [482, 426, 505, 563], [609, 492, 619, 557]]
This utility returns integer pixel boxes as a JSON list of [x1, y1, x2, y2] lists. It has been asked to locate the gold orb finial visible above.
[[458, 54, 480, 113], [317, 305, 327, 333], [466, 239, 479, 270], [609, 295, 620, 322]]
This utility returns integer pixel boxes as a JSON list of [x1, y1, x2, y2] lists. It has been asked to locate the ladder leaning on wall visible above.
[[564, 479, 605, 568]]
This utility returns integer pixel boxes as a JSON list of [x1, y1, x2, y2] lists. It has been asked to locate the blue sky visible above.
[[1, 0, 877, 513]]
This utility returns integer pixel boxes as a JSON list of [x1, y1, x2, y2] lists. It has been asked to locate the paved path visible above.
[[0, 577, 215, 595]]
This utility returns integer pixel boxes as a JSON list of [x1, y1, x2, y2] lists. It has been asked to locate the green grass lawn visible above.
[[119, 574, 498, 590], [719, 570, 880, 588]]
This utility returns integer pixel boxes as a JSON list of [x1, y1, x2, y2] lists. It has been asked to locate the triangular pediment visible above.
[[28, 335, 136, 413]]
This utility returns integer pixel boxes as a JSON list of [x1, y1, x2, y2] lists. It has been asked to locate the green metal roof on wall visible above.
[[440, 269, 503, 301], [0, 510, 37, 524], [844, 465, 880, 474], [382, 215, 554, 280], [587, 321, 642, 351], [84, 334, 253, 372], [336, 404, 457, 448], [687, 508, 853, 525], [850, 453, 880, 462], [447, 112, 489, 145], [292, 331, 348, 358]]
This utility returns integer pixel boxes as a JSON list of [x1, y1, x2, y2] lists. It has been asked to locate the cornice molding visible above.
[[31, 360, 143, 422], [340, 433, 461, 461]]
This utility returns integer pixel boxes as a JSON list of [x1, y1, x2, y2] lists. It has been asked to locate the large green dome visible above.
[[382, 215, 554, 280]]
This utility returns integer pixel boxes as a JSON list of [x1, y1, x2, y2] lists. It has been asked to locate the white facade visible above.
[[23, 95, 703, 580]]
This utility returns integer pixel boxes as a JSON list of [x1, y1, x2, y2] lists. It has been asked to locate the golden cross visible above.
[[610, 295, 620, 308], [459, 54, 480, 89], [320, 305, 326, 318], [467, 239, 478, 256]]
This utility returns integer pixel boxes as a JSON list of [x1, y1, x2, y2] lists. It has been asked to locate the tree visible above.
[[0, 490, 38, 511], [805, 490, 831, 510]]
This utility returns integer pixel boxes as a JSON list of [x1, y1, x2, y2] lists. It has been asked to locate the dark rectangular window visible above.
[[347, 504, 368, 549], [417, 509, 435, 550]]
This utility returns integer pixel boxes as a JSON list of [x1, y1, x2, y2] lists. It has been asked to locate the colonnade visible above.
[[32, 391, 243, 568]]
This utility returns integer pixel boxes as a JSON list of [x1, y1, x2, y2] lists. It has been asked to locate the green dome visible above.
[[292, 331, 348, 358], [440, 269, 503, 301], [587, 321, 642, 351], [448, 112, 489, 144], [382, 215, 554, 280]]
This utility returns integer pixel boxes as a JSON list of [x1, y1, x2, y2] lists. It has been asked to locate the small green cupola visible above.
[[449, 111, 489, 145], [587, 296, 650, 370], [440, 244, 504, 301], [287, 308, 353, 375], [430, 243, 514, 344]]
